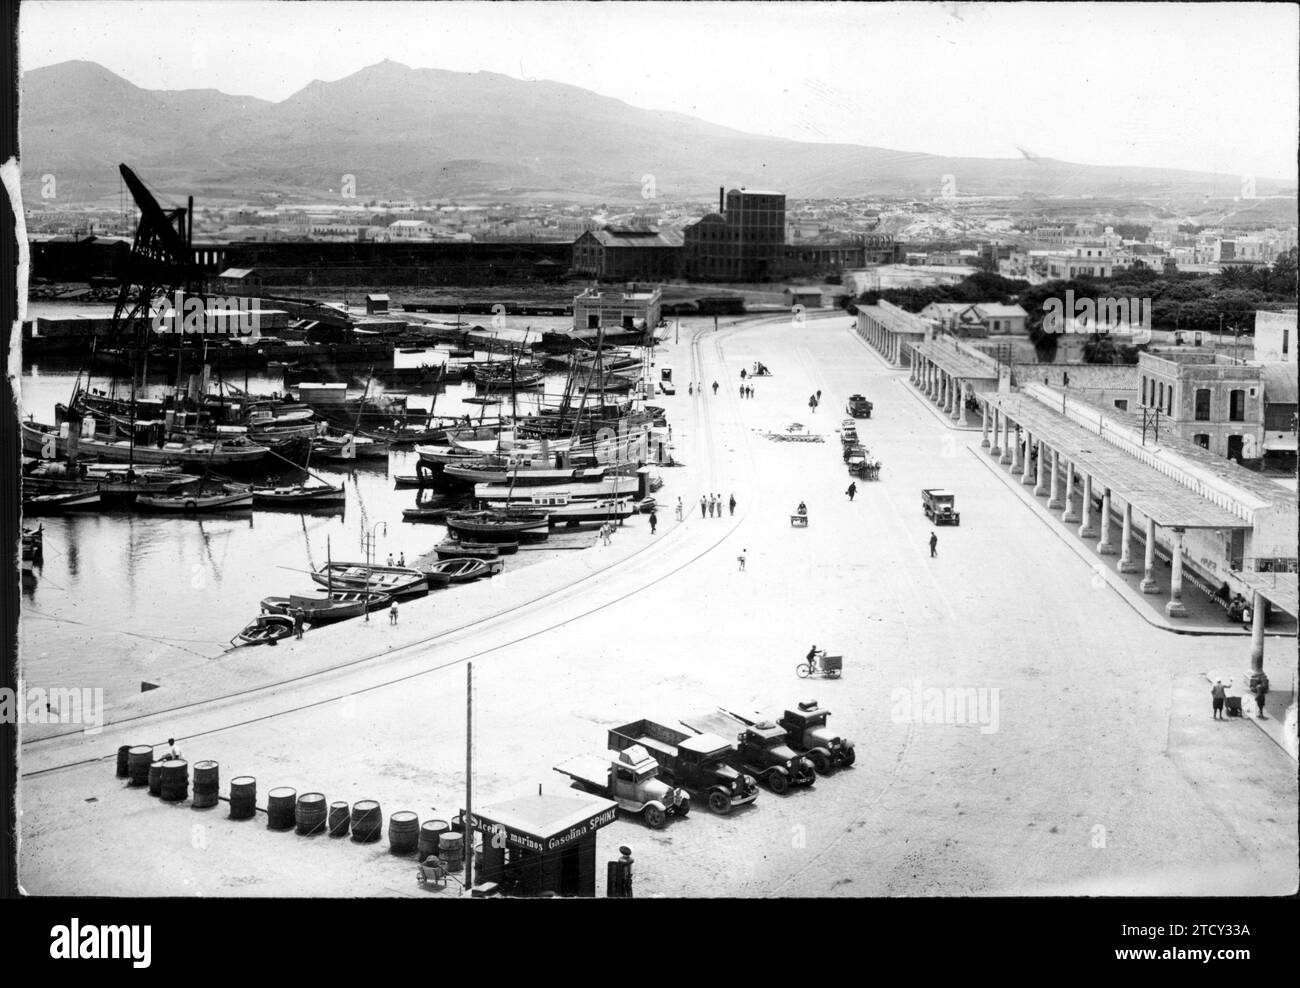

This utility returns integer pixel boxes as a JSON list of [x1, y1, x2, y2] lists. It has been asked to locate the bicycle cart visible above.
[[796, 651, 843, 679]]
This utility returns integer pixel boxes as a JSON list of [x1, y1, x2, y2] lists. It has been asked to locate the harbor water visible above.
[[19, 307, 650, 708]]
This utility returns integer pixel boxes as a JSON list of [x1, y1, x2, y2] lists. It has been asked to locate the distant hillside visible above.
[[19, 59, 1294, 206]]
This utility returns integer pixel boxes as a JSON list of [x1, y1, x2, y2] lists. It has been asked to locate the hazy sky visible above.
[[19, 1, 1299, 179]]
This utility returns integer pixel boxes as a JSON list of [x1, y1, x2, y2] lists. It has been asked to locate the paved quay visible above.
[[19, 313, 1296, 897]]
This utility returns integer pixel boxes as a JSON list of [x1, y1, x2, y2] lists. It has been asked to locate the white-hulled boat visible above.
[[482, 494, 637, 525], [135, 491, 254, 512]]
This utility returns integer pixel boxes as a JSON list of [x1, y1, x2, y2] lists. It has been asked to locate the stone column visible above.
[[1021, 433, 1035, 484], [1139, 516, 1159, 593], [999, 415, 1013, 464], [1034, 441, 1048, 496], [1097, 488, 1116, 554], [1078, 473, 1098, 538], [1117, 502, 1138, 572], [1061, 461, 1079, 521], [989, 406, 1002, 457], [1011, 426, 1024, 473], [1046, 448, 1062, 507], [946, 376, 957, 417], [1165, 528, 1187, 617], [980, 401, 990, 448]]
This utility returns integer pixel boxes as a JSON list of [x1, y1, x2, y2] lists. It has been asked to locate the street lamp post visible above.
[[362, 521, 388, 622]]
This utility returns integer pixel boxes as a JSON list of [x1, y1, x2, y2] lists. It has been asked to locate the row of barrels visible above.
[[117, 746, 463, 862]]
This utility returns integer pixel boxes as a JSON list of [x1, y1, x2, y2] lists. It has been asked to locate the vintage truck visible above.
[[679, 713, 817, 795], [553, 745, 691, 828], [846, 394, 873, 418], [922, 488, 960, 525], [608, 719, 760, 814], [773, 701, 856, 773]]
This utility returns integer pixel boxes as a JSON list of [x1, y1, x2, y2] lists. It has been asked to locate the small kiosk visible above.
[[469, 791, 618, 897]]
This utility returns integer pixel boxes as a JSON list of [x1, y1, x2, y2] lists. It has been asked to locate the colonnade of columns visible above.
[[910, 355, 971, 426], [979, 399, 1188, 618], [856, 317, 905, 365]]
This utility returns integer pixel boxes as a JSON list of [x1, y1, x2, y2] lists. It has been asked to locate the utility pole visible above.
[[465, 661, 473, 892]]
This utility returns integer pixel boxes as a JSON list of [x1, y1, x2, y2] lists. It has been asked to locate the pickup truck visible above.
[[846, 394, 873, 418], [609, 719, 760, 814], [680, 713, 816, 794], [554, 746, 690, 828], [922, 488, 960, 525]]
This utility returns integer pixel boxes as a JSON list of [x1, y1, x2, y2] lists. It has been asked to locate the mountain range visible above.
[[19, 59, 1295, 206]]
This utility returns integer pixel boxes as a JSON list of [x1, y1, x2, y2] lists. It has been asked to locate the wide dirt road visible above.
[[19, 314, 1296, 897]]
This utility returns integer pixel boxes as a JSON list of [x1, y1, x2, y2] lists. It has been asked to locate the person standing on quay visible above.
[[846, 482, 857, 502], [712, 380, 719, 396], [688, 382, 693, 396], [929, 531, 938, 558], [729, 493, 736, 516], [293, 607, 305, 640], [737, 548, 747, 572], [675, 497, 683, 522], [715, 494, 723, 518], [700, 495, 707, 519], [1211, 679, 1226, 720], [389, 601, 399, 625], [648, 509, 658, 535]]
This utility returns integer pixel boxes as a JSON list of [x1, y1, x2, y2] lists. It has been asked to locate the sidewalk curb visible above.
[[969, 446, 1273, 639]]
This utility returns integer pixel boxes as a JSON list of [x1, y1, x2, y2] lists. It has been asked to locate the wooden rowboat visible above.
[[135, 491, 253, 512], [231, 614, 295, 647], [424, 557, 490, 585], [434, 540, 501, 560]]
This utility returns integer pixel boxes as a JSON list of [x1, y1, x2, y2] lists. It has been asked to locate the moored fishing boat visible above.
[[310, 562, 427, 598], [245, 482, 346, 506], [261, 590, 392, 625], [22, 490, 103, 514], [231, 614, 295, 647], [445, 509, 550, 543], [135, 491, 253, 512], [434, 540, 503, 560], [483, 494, 637, 525], [424, 557, 490, 585]]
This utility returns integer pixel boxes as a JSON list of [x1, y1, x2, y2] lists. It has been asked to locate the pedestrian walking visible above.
[[929, 531, 938, 558], [809, 395, 817, 413], [740, 384, 745, 398], [715, 494, 723, 518], [708, 495, 716, 517], [386, 552, 394, 566], [846, 481, 857, 501], [740, 368, 747, 379], [700, 495, 707, 519], [293, 607, 305, 640], [648, 509, 658, 534], [737, 548, 747, 572], [1211, 679, 1226, 720], [728, 493, 736, 516], [1254, 683, 1268, 718], [397, 552, 405, 567], [389, 601, 399, 625], [675, 497, 683, 522], [816, 389, 822, 402], [712, 380, 719, 396], [688, 382, 693, 396]]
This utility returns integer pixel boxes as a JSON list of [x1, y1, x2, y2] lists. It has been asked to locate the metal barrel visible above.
[[127, 746, 154, 786], [192, 761, 219, 809], [267, 787, 297, 831], [295, 792, 328, 835], [148, 760, 165, 796], [229, 776, 258, 820], [159, 759, 189, 802], [116, 745, 132, 779]]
